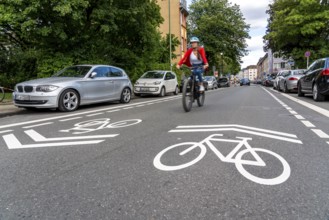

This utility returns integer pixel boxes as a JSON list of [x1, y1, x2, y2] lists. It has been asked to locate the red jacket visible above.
[[178, 47, 209, 67]]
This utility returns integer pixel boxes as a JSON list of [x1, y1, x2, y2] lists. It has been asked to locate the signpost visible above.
[[305, 51, 311, 69]]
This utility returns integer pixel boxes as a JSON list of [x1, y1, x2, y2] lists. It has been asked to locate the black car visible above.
[[298, 57, 329, 101], [218, 77, 230, 87], [240, 78, 250, 86], [179, 76, 208, 93]]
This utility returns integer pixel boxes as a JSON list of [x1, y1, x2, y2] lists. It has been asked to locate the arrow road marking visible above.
[[3, 134, 104, 149], [24, 129, 118, 142], [169, 125, 302, 144]]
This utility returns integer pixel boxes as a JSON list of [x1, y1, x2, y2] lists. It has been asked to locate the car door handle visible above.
[[107, 80, 114, 83]]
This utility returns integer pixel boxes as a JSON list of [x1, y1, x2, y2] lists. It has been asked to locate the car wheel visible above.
[[58, 89, 79, 112], [283, 83, 289, 93], [174, 86, 179, 95], [120, 88, 131, 103], [159, 87, 166, 97], [297, 83, 304, 97], [313, 83, 325, 101]]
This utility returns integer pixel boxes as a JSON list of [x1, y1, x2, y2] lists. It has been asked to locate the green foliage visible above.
[[0, 0, 180, 87], [264, 0, 329, 67], [189, 0, 250, 74]]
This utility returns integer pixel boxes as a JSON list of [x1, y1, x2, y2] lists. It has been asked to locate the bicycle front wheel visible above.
[[197, 91, 205, 107], [234, 148, 291, 185], [0, 87, 4, 102], [107, 119, 142, 128], [182, 78, 193, 112], [153, 142, 207, 171]]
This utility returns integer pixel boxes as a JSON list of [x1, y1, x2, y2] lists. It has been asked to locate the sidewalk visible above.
[[0, 101, 25, 117]]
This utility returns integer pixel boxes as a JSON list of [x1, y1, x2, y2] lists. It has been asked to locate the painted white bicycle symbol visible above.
[[60, 118, 142, 134], [153, 134, 290, 185]]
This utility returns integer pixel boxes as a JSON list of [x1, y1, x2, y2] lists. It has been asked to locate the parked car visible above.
[[277, 69, 305, 93], [134, 70, 179, 97], [218, 77, 230, 87], [273, 71, 288, 90], [180, 76, 208, 92], [240, 78, 250, 86], [262, 76, 274, 87], [13, 65, 132, 112], [204, 76, 218, 89], [298, 58, 329, 101]]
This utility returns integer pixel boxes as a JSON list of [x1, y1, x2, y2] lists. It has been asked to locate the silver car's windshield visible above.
[[141, 71, 164, 79], [204, 77, 212, 81], [54, 66, 92, 77]]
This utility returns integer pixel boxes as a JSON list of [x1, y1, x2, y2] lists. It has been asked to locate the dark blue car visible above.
[[298, 57, 329, 101], [240, 78, 250, 86]]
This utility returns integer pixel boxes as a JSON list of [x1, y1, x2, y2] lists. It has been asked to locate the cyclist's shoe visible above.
[[199, 85, 205, 92]]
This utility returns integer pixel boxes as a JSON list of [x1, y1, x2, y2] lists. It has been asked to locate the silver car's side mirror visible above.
[[90, 72, 97, 78]]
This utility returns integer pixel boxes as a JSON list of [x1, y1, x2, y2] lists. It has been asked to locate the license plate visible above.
[[15, 94, 30, 101], [141, 88, 149, 91]]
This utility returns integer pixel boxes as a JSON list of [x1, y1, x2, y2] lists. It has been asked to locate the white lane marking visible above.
[[22, 122, 53, 129], [289, 110, 298, 115], [107, 109, 120, 113], [0, 96, 180, 129], [3, 134, 104, 149], [301, 121, 316, 128], [123, 107, 134, 110], [295, 115, 305, 120], [0, 130, 13, 134], [311, 129, 329, 138], [174, 124, 298, 138], [327, 142, 329, 145], [280, 93, 329, 118], [285, 107, 292, 110], [170, 128, 302, 144], [59, 117, 82, 122], [86, 113, 104, 117], [25, 129, 118, 141], [136, 105, 145, 107]]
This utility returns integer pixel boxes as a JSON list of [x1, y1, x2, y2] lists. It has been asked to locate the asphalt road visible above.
[[0, 85, 329, 220]]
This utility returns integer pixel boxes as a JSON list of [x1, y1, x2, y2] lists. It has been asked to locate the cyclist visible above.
[[176, 37, 209, 92]]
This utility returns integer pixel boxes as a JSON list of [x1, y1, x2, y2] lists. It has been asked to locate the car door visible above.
[[110, 67, 127, 99], [281, 71, 291, 88], [303, 60, 323, 91], [83, 66, 113, 102], [164, 72, 174, 92]]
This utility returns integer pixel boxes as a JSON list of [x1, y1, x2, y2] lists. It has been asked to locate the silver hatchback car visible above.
[[13, 65, 133, 112]]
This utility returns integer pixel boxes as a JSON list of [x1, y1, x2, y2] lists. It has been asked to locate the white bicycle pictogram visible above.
[[60, 118, 142, 134], [153, 134, 291, 185]]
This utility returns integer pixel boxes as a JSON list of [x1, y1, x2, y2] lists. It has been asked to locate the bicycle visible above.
[[182, 66, 205, 112], [153, 134, 290, 185], [60, 118, 142, 134], [0, 86, 5, 102]]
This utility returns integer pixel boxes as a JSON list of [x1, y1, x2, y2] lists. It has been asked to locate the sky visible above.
[[186, 0, 271, 69]]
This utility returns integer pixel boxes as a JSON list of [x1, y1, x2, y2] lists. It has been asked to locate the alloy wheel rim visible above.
[[123, 89, 130, 102], [313, 85, 318, 99], [63, 92, 78, 110]]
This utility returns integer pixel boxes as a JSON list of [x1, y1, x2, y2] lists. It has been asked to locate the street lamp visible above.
[[168, 0, 172, 72], [220, 52, 223, 77]]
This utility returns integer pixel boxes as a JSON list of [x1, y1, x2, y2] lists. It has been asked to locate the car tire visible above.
[[174, 86, 179, 95], [283, 83, 289, 93], [58, 89, 80, 112], [297, 83, 304, 97], [120, 87, 131, 103], [159, 87, 166, 97], [313, 83, 325, 101]]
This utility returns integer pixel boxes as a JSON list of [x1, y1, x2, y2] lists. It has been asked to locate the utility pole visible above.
[[169, 0, 172, 72]]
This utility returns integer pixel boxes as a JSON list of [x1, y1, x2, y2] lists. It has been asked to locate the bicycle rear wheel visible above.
[[0, 87, 4, 102], [182, 78, 193, 112]]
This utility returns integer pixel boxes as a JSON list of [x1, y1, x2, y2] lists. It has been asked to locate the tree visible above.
[[188, 0, 250, 74], [0, 0, 166, 86], [264, 0, 329, 68]]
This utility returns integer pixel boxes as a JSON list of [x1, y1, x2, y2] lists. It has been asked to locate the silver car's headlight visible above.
[[36, 85, 59, 92], [154, 81, 161, 85], [135, 81, 140, 85]]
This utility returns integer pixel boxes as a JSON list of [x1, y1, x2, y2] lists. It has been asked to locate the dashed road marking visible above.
[[123, 107, 134, 110], [59, 117, 82, 122], [289, 110, 298, 115], [301, 121, 316, 128], [294, 115, 305, 120], [107, 109, 120, 113], [23, 122, 53, 129], [311, 129, 329, 139], [86, 113, 104, 117]]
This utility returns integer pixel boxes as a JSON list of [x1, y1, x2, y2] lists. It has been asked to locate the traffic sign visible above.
[[305, 51, 311, 57]]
